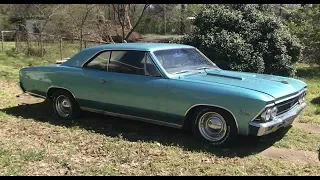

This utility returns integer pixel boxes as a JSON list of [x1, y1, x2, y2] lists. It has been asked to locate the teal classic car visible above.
[[19, 43, 307, 147]]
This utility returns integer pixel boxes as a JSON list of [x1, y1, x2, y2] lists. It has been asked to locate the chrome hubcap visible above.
[[55, 95, 72, 118], [198, 112, 227, 142]]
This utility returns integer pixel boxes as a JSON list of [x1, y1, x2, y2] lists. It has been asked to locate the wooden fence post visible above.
[[1, 31, 3, 52], [15, 31, 18, 52], [60, 37, 63, 60]]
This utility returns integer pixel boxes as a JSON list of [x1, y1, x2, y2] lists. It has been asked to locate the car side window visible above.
[[145, 55, 161, 77], [84, 51, 110, 71], [109, 50, 145, 75]]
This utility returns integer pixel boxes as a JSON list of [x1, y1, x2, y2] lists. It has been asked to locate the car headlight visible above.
[[298, 92, 306, 104], [261, 108, 271, 121], [271, 107, 278, 118], [261, 106, 278, 122]]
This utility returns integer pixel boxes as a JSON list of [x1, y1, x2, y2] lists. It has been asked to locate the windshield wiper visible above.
[[174, 70, 190, 74]]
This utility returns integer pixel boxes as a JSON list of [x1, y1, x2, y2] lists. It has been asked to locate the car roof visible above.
[[62, 43, 195, 67], [85, 43, 194, 51]]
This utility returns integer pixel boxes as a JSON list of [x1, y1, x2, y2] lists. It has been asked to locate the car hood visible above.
[[179, 69, 307, 99]]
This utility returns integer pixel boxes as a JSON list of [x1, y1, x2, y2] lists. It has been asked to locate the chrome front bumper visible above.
[[249, 102, 307, 136]]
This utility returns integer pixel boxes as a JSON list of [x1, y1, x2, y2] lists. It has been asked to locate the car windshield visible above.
[[153, 48, 218, 74]]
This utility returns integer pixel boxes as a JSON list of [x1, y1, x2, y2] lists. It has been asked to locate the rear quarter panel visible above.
[[19, 65, 83, 98]]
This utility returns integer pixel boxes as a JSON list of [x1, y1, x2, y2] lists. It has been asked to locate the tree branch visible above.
[[124, 4, 149, 40]]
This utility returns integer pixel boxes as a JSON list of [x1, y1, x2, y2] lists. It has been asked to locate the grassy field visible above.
[[0, 45, 319, 175]]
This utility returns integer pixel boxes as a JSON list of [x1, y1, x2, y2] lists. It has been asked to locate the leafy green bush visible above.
[[180, 4, 303, 76], [284, 4, 320, 65]]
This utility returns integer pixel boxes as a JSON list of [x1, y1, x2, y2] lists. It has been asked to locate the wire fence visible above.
[[1, 30, 108, 60]]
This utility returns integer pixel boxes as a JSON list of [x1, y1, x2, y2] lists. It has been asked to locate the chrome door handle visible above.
[[101, 79, 111, 84]]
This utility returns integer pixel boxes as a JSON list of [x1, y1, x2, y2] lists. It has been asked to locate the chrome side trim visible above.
[[81, 107, 182, 129], [81, 107, 103, 114], [184, 104, 239, 133], [25, 91, 46, 99], [46, 86, 76, 99], [275, 88, 307, 104]]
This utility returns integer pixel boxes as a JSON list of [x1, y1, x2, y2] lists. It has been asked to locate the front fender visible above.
[[168, 79, 274, 135]]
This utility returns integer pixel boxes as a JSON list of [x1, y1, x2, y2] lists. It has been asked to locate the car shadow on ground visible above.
[[0, 100, 291, 158]]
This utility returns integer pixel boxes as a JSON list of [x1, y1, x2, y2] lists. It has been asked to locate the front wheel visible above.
[[52, 90, 81, 120], [191, 107, 238, 147]]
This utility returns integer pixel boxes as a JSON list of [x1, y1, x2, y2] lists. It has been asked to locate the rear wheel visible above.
[[191, 107, 238, 147], [52, 90, 81, 120]]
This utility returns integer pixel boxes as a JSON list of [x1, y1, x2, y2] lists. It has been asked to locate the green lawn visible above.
[[0, 45, 319, 175], [294, 63, 320, 125]]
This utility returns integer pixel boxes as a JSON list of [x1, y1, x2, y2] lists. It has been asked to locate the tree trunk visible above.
[[113, 6, 116, 22], [163, 5, 166, 35], [59, 37, 63, 60], [80, 30, 83, 50], [125, 4, 132, 29], [108, 4, 111, 20], [122, 25, 125, 42], [40, 33, 43, 57], [124, 4, 149, 40], [180, 4, 186, 35]]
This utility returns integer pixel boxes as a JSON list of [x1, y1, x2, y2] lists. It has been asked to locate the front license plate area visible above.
[[280, 117, 295, 128]]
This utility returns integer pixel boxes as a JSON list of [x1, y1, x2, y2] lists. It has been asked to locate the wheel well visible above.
[[47, 87, 74, 99], [183, 105, 238, 132]]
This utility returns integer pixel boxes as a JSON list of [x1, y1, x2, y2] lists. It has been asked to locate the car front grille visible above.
[[276, 93, 302, 115]]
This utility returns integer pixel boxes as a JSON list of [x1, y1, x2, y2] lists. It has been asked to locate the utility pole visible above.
[[1, 31, 3, 52]]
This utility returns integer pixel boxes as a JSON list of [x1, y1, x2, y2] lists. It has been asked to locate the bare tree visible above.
[[113, 4, 149, 42], [180, 4, 186, 35], [163, 4, 167, 35], [67, 4, 97, 50], [124, 4, 149, 40], [33, 4, 63, 56], [112, 4, 127, 42]]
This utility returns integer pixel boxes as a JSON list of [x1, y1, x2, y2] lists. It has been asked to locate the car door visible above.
[[79, 51, 112, 111], [102, 50, 173, 125]]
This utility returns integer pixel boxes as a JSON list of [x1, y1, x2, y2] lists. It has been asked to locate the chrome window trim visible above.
[[81, 107, 182, 129], [150, 47, 220, 77], [184, 104, 239, 133], [144, 53, 163, 77], [81, 49, 166, 78]]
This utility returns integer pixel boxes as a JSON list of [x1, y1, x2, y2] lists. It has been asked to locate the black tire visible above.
[[191, 107, 238, 147], [52, 89, 81, 120]]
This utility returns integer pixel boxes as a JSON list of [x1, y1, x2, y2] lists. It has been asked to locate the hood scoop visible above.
[[206, 72, 244, 80]]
